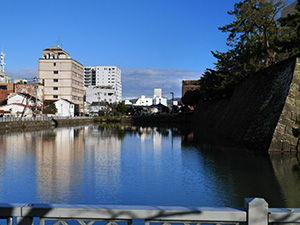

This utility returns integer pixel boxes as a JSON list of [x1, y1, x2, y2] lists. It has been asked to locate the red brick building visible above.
[[0, 90, 13, 104], [182, 80, 201, 97], [0, 83, 14, 104]]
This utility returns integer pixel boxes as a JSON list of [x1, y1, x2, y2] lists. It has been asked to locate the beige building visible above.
[[38, 47, 84, 115]]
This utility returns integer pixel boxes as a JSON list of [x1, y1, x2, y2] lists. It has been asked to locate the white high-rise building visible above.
[[84, 66, 122, 103], [153, 88, 168, 106]]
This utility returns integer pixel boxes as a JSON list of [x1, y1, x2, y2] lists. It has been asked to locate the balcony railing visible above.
[[0, 198, 299, 225]]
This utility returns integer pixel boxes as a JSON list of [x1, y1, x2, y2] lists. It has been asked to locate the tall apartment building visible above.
[[39, 47, 85, 115], [84, 66, 122, 103]]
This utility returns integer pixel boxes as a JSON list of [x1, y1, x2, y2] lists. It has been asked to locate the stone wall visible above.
[[269, 58, 300, 151], [190, 56, 300, 152]]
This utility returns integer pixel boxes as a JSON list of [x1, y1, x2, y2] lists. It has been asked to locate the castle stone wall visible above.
[[190, 57, 300, 152]]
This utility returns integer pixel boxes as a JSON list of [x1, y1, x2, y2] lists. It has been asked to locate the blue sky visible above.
[[1, 0, 290, 99]]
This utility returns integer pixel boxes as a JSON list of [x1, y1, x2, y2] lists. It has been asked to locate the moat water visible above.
[[0, 124, 299, 208]]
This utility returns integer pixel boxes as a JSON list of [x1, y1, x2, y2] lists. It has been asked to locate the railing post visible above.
[[7, 217, 13, 225], [17, 217, 33, 225], [245, 198, 268, 225]]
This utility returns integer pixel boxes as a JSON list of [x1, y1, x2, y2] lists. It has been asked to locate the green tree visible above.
[[217, 0, 285, 70], [116, 102, 127, 114], [278, 0, 300, 55], [181, 90, 201, 107], [201, 0, 287, 97], [44, 103, 57, 115]]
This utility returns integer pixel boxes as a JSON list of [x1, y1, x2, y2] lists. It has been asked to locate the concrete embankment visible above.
[[0, 118, 94, 132], [187, 56, 300, 152]]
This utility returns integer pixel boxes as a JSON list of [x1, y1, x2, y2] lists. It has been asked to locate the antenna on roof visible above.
[[56, 37, 63, 49]]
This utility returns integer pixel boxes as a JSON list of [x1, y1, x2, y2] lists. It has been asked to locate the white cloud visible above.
[[121, 68, 202, 99], [5, 67, 201, 100], [6, 68, 38, 80]]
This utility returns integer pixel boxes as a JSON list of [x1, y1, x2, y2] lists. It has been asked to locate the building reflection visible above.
[[83, 125, 121, 203], [35, 125, 122, 203], [36, 127, 85, 203]]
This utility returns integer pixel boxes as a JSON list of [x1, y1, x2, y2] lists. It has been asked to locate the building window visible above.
[[54, 71, 59, 74], [53, 79, 58, 82], [53, 95, 58, 98], [53, 63, 56, 66], [53, 87, 58, 90]]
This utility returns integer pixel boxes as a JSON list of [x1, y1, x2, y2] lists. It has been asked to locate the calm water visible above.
[[0, 124, 299, 208]]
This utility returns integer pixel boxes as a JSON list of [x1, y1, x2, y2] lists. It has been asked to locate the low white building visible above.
[[0, 93, 36, 117], [134, 89, 168, 107], [86, 86, 116, 104], [124, 99, 133, 105], [134, 95, 153, 106], [89, 102, 109, 116], [54, 99, 75, 117], [7, 93, 35, 106], [153, 88, 168, 106], [0, 104, 33, 117]]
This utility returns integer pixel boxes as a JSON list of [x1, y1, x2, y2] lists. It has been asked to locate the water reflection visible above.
[[0, 125, 297, 208], [36, 128, 85, 203], [269, 153, 300, 207]]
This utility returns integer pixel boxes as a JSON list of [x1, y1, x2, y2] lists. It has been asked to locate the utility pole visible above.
[[34, 77, 38, 113], [170, 92, 174, 113]]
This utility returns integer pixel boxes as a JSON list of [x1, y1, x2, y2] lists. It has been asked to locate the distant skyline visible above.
[[1, 0, 295, 98]]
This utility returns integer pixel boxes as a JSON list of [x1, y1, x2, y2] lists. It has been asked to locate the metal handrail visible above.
[[0, 198, 299, 225]]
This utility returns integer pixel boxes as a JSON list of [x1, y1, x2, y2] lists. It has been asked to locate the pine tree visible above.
[[201, 0, 287, 98], [278, 0, 300, 55], [216, 0, 285, 71]]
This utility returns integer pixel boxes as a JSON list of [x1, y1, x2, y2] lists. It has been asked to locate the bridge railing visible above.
[[0, 198, 300, 225]]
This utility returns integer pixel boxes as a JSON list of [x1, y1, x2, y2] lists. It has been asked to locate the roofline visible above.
[[38, 58, 84, 67]]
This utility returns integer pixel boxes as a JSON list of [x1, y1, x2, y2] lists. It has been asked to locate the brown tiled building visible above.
[[15, 84, 36, 96], [182, 80, 201, 97]]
